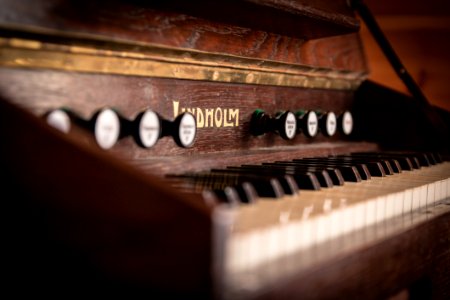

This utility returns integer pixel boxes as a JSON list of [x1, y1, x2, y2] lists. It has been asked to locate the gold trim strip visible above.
[[0, 36, 367, 90]]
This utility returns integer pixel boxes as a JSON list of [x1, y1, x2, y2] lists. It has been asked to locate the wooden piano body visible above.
[[1, 0, 449, 298]]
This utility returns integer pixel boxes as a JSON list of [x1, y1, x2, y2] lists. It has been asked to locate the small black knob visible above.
[[295, 110, 318, 138], [250, 109, 297, 140], [318, 111, 337, 137]]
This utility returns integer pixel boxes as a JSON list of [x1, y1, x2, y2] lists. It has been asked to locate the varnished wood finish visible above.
[[0, 0, 366, 72], [0, 68, 360, 160], [0, 97, 213, 297], [1, 1, 449, 299], [0, 35, 365, 90], [0, 0, 359, 40]]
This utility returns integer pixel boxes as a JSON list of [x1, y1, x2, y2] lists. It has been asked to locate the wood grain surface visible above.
[[0, 0, 366, 72], [0, 68, 362, 161]]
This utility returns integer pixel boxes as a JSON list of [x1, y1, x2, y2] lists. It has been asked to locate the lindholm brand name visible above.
[[173, 101, 239, 128]]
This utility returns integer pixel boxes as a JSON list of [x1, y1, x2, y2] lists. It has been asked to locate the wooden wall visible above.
[[360, 0, 450, 111]]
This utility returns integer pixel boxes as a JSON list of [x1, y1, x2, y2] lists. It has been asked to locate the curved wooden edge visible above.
[[0, 96, 213, 296]]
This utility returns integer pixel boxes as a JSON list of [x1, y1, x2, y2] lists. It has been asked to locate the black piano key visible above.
[[425, 152, 439, 165], [289, 160, 362, 182], [412, 153, 431, 166], [267, 161, 345, 186], [387, 159, 402, 173], [228, 165, 321, 190], [326, 157, 387, 176], [364, 161, 386, 176], [301, 158, 371, 178], [212, 168, 301, 194], [409, 156, 421, 169], [373, 160, 393, 175], [433, 152, 443, 163], [389, 157, 412, 171], [168, 172, 283, 199], [327, 156, 392, 176], [296, 158, 370, 180], [321, 156, 388, 177], [389, 153, 421, 169], [208, 169, 288, 197], [249, 163, 333, 188], [232, 182, 258, 204], [394, 151, 444, 166], [319, 168, 345, 186], [350, 152, 415, 171], [166, 175, 254, 204], [212, 186, 241, 205], [407, 151, 439, 166]]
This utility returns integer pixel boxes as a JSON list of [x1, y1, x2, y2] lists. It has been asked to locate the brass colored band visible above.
[[0, 34, 367, 90]]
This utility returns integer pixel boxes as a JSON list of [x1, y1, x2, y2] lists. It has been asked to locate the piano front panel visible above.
[[0, 67, 363, 159]]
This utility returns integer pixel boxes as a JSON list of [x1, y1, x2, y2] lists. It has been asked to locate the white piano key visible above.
[[446, 178, 450, 198], [266, 226, 281, 261], [343, 204, 358, 234], [222, 162, 450, 275], [403, 188, 413, 214], [227, 234, 245, 273], [426, 182, 435, 206], [419, 185, 428, 208], [365, 198, 378, 227], [315, 214, 330, 244], [300, 219, 314, 250], [353, 202, 366, 232], [412, 186, 422, 210], [329, 209, 344, 239], [375, 196, 386, 223], [284, 222, 298, 255], [385, 193, 396, 219], [393, 191, 405, 218], [246, 230, 263, 270], [435, 180, 442, 203]]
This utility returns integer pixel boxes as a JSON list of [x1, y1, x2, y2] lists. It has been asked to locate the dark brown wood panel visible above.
[[0, 96, 213, 297], [0, 68, 360, 160], [0, 0, 359, 40], [0, 0, 366, 72]]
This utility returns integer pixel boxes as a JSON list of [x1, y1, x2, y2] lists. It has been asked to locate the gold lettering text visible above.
[[172, 101, 239, 128], [214, 107, 223, 127], [205, 109, 214, 127], [173, 101, 179, 118], [196, 108, 204, 128], [228, 108, 239, 126]]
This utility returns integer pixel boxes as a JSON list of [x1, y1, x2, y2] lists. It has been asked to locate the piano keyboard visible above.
[[160, 151, 450, 298]]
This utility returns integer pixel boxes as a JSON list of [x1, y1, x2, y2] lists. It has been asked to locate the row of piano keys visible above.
[[142, 150, 450, 298], [167, 151, 447, 203]]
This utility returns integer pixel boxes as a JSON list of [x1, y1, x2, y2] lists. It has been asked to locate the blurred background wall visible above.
[[360, 0, 450, 111]]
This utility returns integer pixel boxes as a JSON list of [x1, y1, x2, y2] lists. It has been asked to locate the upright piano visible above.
[[1, 0, 449, 299]]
